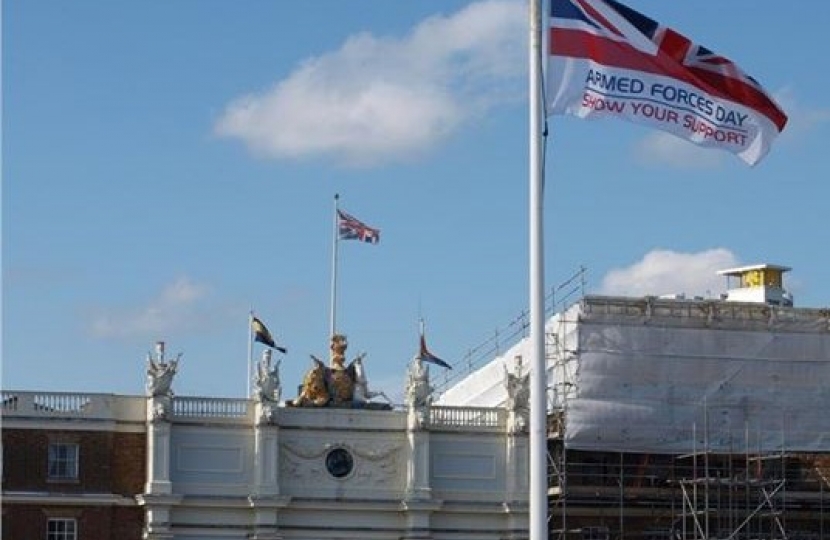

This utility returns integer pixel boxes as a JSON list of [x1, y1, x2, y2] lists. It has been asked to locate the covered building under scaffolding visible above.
[[439, 264, 830, 539]]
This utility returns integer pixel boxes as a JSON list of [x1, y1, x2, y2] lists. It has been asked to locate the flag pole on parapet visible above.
[[329, 194, 381, 337]]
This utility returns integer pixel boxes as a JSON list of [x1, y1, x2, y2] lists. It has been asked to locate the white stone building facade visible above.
[[137, 391, 528, 540]]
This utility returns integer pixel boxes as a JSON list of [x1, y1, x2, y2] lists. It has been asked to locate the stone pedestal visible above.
[[145, 397, 173, 495], [136, 494, 182, 540], [248, 495, 291, 540], [405, 406, 432, 501], [253, 402, 280, 496]]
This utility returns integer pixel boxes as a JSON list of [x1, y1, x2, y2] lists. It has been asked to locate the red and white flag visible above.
[[547, 0, 787, 165]]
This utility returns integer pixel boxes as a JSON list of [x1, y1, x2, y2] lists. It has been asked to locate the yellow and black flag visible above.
[[252, 316, 286, 354]]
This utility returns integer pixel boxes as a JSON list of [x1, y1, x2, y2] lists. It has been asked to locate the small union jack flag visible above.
[[337, 209, 380, 244]]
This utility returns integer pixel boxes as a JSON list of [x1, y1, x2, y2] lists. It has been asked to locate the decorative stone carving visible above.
[[290, 357, 330, 407], [146, 341, 180, 398], [146, 341, 180, 421], [279, 441, 401, 488], [326, 334, 354, 405], [352, 354, 391, 404], [288, 335, 391, 409], [151, 396, 172, 421], [405, 356, 433, 409], [405, 357, 433, 430], [254, 349, 281, 423], [504, 355, 530, 433]]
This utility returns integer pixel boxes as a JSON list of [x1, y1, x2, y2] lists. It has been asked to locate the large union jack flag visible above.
[[548, 0, 787, 165], [337, 209, 380, 244]]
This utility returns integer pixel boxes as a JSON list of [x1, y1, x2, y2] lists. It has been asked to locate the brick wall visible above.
[[2, 429, 145, 494], [2, 505, 144, 540], [2, 428, 146, 539], [113, 431, 146, 494]]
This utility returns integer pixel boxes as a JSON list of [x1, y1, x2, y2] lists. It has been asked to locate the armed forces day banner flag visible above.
[[547, 0, 788, 165]]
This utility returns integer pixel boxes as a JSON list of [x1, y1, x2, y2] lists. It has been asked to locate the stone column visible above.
[[136, 493, 182, 540], [253, 402, 281, 496], [145, 396, 173, 494], [504, 418, 530, 539], [248, 351, 290, 539], [399, 499, 441, 540], [140, 342, 180, 539], [503, 355, 530, 540], [405, 405, 432, 501]]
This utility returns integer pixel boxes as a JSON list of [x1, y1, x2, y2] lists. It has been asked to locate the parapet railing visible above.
[[429, 405, 506, 430], [2, 391, 93, 414], [1, 391, 144, 421], [173, 397, 250, 418], [433, 266, 588, 394], [3, 391, 512, 430]]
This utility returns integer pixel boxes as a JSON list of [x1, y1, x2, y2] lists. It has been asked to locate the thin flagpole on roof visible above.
[[247, 310, 254, 398], [330, 194, 340, 338]]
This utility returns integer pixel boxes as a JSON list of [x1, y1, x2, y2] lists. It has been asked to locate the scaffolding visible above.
[[543, 295, 830, 540], [546, 439, 830, 540]]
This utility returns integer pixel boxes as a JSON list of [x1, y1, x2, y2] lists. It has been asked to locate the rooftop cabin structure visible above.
[[717, 263, 794, 307]]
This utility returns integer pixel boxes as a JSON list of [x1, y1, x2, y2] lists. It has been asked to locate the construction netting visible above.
[[561, 297, 830, 453]]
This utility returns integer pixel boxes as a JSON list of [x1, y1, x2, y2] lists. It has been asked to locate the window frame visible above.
[[47, 442, 79, 481], [47, 517, 77, 540]]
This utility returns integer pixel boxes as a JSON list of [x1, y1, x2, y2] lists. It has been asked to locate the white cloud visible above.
[[599, 248, 740, 298], [90, 276, 212, 339], [215, 0, 525, 166], [634, 131, 726, 169], [773, 87, 830, 141]]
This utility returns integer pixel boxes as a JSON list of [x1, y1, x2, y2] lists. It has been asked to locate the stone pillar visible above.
[[405, 405, 432, 501], [248, 366, 290, 540], [145, 397, 173, 494], [141, 341, 180, 539], [140, 396, 178, 539], [504, 419, 530, 540], [136, 494, 182, 540], [399, 499, 441, 540], [252, 402, 281, 496], [248, 495, 291, 540]]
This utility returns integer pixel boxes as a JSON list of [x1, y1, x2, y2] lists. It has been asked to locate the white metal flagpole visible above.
[[329, 193, 340, 338], [528, 0, 548, 539], [247, 310, 254, 398]]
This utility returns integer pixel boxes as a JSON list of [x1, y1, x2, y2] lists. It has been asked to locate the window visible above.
[[47, 443, 78, 480], [47, 518, 77, 540]]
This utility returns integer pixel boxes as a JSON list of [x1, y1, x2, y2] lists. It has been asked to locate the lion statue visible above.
[[290, 357, 330, 407]]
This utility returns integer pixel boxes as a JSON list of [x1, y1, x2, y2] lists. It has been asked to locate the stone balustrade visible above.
[[1, 391, 144, 422], [173, 397, 250, 418], [429, 405, 506, 430], [2, 391, 508, 430]]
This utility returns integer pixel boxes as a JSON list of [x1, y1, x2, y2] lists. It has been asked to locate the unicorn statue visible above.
[[352, 354, 391, 405]]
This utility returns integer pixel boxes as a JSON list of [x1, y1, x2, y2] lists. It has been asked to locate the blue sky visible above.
[[4, 1, 829, 400]]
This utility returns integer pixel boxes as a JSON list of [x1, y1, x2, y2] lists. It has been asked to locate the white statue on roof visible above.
[[254, 349, 281, 404], [146, 341, 180, 398], [504, 355, 530, 433], [406, 356, 433, 410]]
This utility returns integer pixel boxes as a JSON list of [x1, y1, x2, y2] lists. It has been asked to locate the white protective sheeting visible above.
[[567, 298, 830, 453], [436, 315, 565, 408], [435, 354, 510, 407], [440, 295, 830, 454]]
